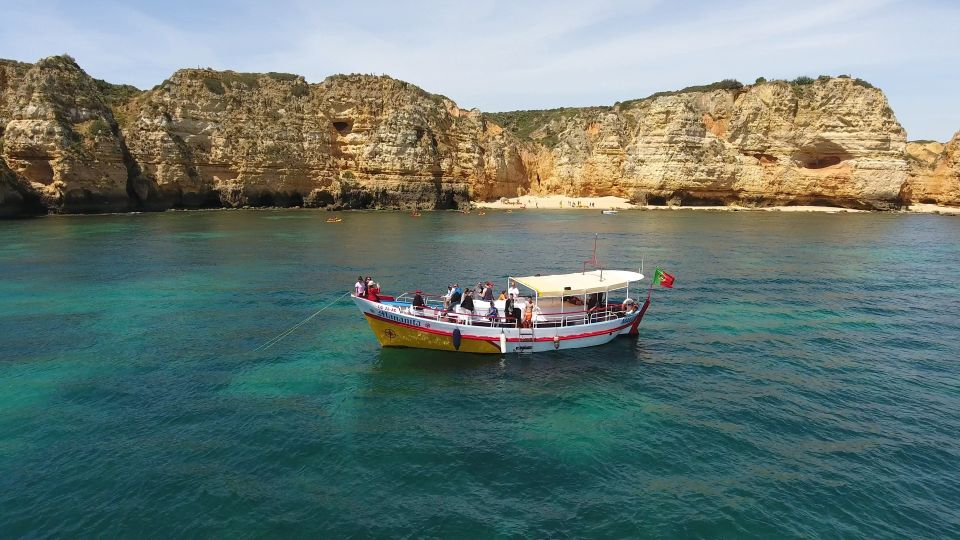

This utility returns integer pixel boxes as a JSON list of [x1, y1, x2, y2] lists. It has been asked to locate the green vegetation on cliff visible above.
[[484, 106, 611, 147], [93, 78, 142, 106]]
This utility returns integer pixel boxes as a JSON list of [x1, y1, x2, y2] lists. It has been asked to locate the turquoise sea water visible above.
[[1, 209, 959, 538]]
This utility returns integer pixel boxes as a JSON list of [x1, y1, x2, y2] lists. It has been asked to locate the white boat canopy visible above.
[[512, 270, 644, 297]]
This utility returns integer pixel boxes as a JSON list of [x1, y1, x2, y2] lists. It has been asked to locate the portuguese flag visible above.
[[652, 267, 675, 288]]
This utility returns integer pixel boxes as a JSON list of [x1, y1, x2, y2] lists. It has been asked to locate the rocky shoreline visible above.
[[2, 55, 958, 218]]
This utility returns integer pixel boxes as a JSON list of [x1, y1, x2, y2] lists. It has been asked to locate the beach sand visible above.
[[473, 196, 960, 214]]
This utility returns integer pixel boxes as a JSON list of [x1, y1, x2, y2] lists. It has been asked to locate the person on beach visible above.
[[412, 290, 425, 310]]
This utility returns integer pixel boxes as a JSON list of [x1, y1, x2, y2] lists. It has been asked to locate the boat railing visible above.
[[391, 292, 630, 328]]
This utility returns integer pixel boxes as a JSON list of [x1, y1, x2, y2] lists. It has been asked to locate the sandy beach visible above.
[[473, 196, 959, 214]]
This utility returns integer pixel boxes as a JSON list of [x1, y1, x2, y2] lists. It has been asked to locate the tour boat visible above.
[[602, 209, 618, 215], [352, 268, 651, 354]]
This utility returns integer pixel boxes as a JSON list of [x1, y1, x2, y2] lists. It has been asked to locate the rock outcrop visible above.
[[489, 78, 910, 209], [0, 56, 526, 216], [1, 56, 136, 214], [120, 70, 525, 211], [905, 134, 960, 206], [1, 55, 956, 217]]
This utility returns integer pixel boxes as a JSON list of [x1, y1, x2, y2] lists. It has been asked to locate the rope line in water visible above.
[[253, 291, 351, 352]]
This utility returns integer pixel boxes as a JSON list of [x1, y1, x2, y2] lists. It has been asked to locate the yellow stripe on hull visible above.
[[365, 316, 502, 354]]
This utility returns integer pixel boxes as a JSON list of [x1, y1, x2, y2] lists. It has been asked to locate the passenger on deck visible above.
[[460, 289, 475, 313], [354, 276, 365, 297], [412, 290, 425, 310], [450, 283, 463, 305], [443, 285, 453, 309], [508, 280, 520, 298], [521, 303, 534, 328], [366, 279, 381, 301], [486, 303, 499, 323], [482, 281, 494, 301], [505, 293, 521, 327], [498, 289, 507, 301]]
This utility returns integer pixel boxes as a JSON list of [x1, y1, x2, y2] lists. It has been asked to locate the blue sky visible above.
[[2, 0, 958, 141]]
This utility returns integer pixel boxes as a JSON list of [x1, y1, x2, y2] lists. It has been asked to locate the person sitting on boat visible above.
[[412, 290, 425, 311], [354, 276, 365, 297], [498, 289, 507, 301], [486, 303, 499, 323], [459, 289, 475, 313]]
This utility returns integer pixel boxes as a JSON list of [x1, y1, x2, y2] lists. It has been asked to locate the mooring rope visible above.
[[253, 291, 351, 352]]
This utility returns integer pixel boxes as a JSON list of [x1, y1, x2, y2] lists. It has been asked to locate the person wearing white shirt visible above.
[[507, 280, 520, 299]]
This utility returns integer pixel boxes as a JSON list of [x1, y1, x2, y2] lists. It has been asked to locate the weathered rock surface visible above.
[[905, 134, 960, 206], [1, 55, 957, 216], [489, 78, 910, 209], [1, 56, 135, 214], [120, 70, 526, 211]]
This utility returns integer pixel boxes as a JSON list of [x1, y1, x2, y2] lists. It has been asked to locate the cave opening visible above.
[[646, 195, 667, 206], [332, 121, 352, 135], [792, 139, 853, 169]]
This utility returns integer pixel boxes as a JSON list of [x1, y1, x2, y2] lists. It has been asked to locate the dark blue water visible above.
[[2, 210, 959, 538]]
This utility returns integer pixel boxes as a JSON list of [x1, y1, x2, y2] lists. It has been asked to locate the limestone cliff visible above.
[[905, 134, 960, 206], [488, 78, 909, 209], [0, 56, 137, 214], [0, 56, 955, 217], [120, 70, 525, 210], [0, 55, 525, 215]]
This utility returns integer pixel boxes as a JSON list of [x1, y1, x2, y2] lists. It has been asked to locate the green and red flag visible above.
[[652, 267, 675, 288]]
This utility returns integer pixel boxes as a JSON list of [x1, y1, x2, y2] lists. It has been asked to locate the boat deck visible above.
[[379, 295, 634, 329]]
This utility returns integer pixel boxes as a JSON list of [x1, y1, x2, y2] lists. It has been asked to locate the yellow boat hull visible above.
[[364, 314, 502, 354]]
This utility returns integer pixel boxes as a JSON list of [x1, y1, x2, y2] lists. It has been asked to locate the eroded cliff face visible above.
[[904, 134, 960, 206], [0, 55, 526, 215], [1, 56, 135, 214], [490, 78, 910, 209], [0, 55, 956, 217], [121, 70, 526, 210]]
